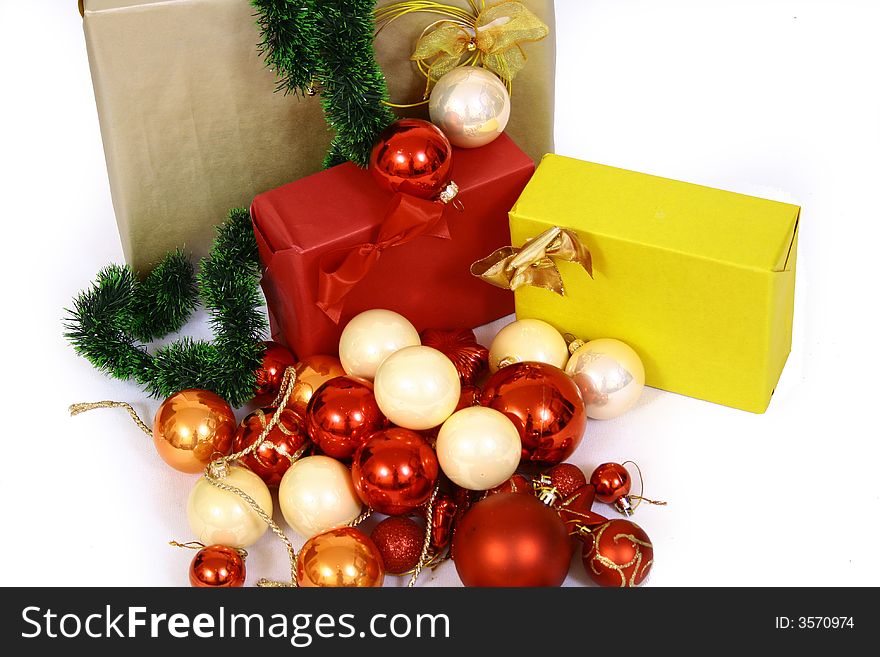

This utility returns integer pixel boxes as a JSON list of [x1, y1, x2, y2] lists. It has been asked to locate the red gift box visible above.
[[251, 133, 534, 358]]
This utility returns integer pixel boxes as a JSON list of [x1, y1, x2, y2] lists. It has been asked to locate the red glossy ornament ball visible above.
[[232, 407, 310, 487], [352, 428, 439, 516], [253, 341, 297, 406], [590, 462, 631, 504], [189, 545, 246, 587], [547, 463, 588, 499], [370, 516, 426, 574], [452, 492, 571, 587], [480, 362, 587, 466], [306, 376, 387, 459], [582, 519, 653, 587], [420, 328, 489, 385], [369, 119, 453, 200]]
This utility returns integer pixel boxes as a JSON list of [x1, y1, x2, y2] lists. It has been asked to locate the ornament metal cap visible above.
[[438, 181, 464, 211]]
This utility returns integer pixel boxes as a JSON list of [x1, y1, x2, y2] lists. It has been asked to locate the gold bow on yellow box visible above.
[[376, 0, 549, 102], [470, 226, 593, 295]]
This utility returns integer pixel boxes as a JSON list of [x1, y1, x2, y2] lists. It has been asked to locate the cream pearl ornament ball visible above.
[[338, 309, 421, 380], [565, 338, 646, 419], [187, 465, 273, 549], [436, 406, 522, 490], [278, 455, 363, 538], [374, 345, 461, 430], [488, 318, 569, 372], [428, 66, 511, 148]]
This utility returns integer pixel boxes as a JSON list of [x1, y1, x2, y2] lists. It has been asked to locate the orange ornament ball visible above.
[[152, 389, 236, 474], [296, 527, 385, 588], [289, 355, 346, 413], [189, 545, 246, 587]]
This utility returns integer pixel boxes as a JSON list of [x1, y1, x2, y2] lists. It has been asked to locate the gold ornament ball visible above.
[[152, 389, 236, 473], [429, 66, 511, 148], [296, 526, 385, 588], [186, 465, 273, 549], [289, 355, 346, 412], [374, 345, 461, 430], [338, 309, 421, 380], [278, 455, 363, 538], [489, 318, 569, 372], [436, 406, 522, 490], [565, 338, 645, 419]]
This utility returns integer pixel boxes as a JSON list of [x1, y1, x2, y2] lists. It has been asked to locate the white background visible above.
[[1, 0, 878, 587]]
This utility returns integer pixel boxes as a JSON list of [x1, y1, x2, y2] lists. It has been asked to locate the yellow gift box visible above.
[[507, 155, 800, 413]]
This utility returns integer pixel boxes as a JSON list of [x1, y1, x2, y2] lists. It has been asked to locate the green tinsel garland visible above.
[[251, 0, 395, 168], [64, 209, 267, 407]]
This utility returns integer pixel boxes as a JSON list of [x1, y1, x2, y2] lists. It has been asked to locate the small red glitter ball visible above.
[[370, 516, 425, 574], [547, 463, 588, 499]]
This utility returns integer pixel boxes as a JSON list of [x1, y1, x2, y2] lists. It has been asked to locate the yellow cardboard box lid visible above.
[[513, 155, 800, 272]]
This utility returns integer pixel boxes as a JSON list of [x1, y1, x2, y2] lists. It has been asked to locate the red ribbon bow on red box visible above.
[[316, 193, 451, 323]]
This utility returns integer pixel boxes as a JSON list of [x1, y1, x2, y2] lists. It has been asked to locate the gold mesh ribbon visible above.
[[410, 1, 549, 82], [376, 1, 549, 105], [470, 226, 593, 295]]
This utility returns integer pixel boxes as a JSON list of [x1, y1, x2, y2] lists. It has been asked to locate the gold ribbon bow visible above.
[[408, 1, 549, 83], [470, 226, 593, 295]]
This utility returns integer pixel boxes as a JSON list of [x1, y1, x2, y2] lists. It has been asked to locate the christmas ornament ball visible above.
[[289, 355, 346, 412], [436, 406, 521, 491], [429, 66, 511, 148], [296, 527, 385, 588], [488, 318, 569, 372], [152, 388, 236, 474], [306, 376, 387, 459], [481, 361, 587, 465], [420, 327, 489, 385], [351, 428, 439, 515], [338, 309, 421, 380], [453, 492, 571, 587], [278, 455, 363, 538], [252, 341, 297, 406], [232, 407, 309, 487], [369, 119, 453, 200], [590, 462, 631, 504], [370, 516, 426, 574], [565, 338, 645, 419], [374, 345, 461, 430], [546, 463, 588, 499], [189, 545, 246, 588], [187, 465, 273, 549], [582, 519, 654, 587]]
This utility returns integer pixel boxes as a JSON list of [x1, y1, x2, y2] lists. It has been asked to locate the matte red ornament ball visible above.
[[232, 406, 310, 487], [582, 519, 653, 587], [547, 463, 588, 499], [253, 341, 297, 406], [452, 492, 572, 587], [189, 545, 246, 588], [370, 516, 426, 574], [590, 462, 631, 504]]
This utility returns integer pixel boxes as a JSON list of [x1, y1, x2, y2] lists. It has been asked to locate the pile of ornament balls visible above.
[[151, 309, 654, 588]]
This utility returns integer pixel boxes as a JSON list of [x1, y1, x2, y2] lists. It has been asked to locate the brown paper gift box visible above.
[[82, 0, 555, 272], [81, 0, 331, 272]]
